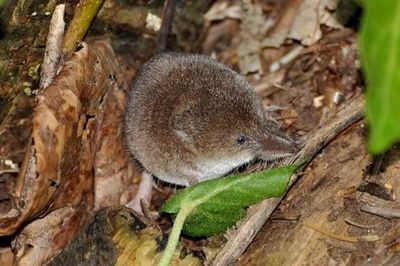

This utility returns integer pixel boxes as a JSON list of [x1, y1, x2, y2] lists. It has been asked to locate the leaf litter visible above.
[[0, 0, 399, 265], [0, 40, 139, 264]]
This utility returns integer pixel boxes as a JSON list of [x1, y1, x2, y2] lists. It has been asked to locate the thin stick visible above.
[[212, 95, 364, 266], [62, 0, 105, 59], [305, 222, 379, 243], [361, 204, 400, 219], [39, 4, 65, 89], [155, 0, 176, 53]]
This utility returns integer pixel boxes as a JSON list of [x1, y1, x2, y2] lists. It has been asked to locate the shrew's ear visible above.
[[170, 101, 198, 143]]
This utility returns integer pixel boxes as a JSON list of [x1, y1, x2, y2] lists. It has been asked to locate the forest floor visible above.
[[0, 0, 399, 265]]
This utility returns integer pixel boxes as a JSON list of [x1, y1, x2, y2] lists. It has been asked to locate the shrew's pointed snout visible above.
[[255, 127, 298, 161], [261, 134, 298, 155]]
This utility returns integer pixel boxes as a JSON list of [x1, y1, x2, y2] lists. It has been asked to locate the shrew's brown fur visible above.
[[125, 53, 296, 186]]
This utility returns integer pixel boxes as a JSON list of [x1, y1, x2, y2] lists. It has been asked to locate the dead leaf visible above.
[[263, 0, 342, 47], [204, 1, 241, 22], [238, 0, 275, 74], [94, 84, 139, 210], [0, 40, 127, 264]]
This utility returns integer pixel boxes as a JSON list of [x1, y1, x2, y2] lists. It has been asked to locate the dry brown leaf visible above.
[[204, 1, 241, 22], [261, 0, 303, 48], [94, 83, 139, 210], [263, 0, 342, 47], [288, 0, 342, 46], [0, 41, 126, 264], [238, 0, 275, 74]]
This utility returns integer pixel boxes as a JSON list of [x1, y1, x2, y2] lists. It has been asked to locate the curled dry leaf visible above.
[[94, 81, 140, 210], [0, 41, 130, 264]]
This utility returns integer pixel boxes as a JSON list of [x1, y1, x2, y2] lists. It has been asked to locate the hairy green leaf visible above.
[[161, 165, 297, 236], [360, 0, 400, 153]]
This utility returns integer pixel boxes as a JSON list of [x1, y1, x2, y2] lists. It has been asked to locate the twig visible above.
[[0, 168, 19, 175], [344, 218, 379, 229], [269, 45, 304, 73], [212, 95, 364, 266], [39, 4, 65, 90], [361, 204, 400, 219], [62, 0, 105, 59], [305, 222, 379, 243], [370, 153, 385, 176], [155, 0, 176, 53]]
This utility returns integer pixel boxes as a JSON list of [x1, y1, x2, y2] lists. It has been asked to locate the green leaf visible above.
[[161, 165, 297, 236], [360, 0, 400, 154]]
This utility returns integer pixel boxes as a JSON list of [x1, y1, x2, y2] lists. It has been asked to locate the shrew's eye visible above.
[[236, 136, 246, 145]]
